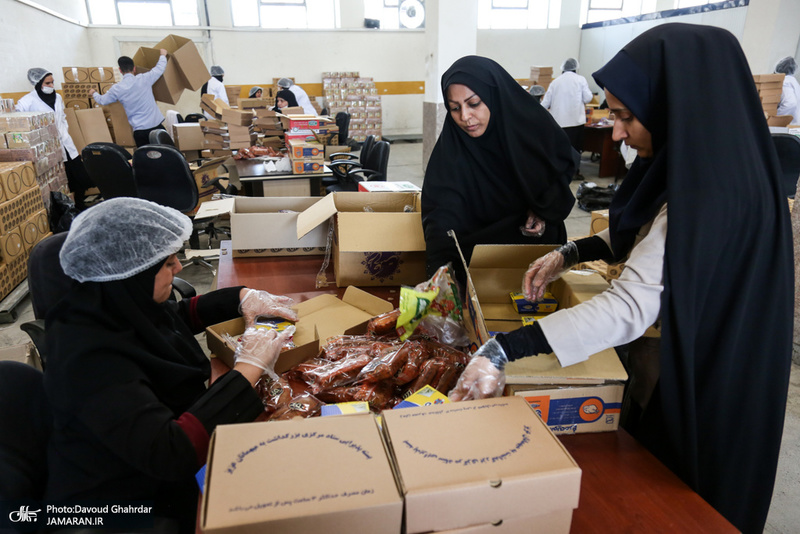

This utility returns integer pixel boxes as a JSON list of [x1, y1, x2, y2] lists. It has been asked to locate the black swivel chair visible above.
[[335, 112, 350, 145], [772, 133, 800, 198], [133, 145, 198, 213], [326, 140, 390, 193], [324, 134, 376, 190], [149, 128, 176, 147], [183, 113, 206, 123], [81, 142, 137, 200]]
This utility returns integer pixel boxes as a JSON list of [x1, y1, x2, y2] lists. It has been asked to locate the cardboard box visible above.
[[357, 181, 421, 193], [221, 108, 254, 127], [64, 108, 86, 153], [155, 34, 210, 91], [291, 160, 325, 174], [188, 156, 228, 212], [287, 139, 325, 160], [173, 123, 204, 151], [101, 102, 135, 147], [325, 145, 351, 160], [753, 73, 784, 84], [89, 66, 115, 83], [201, 415, 403, 534], [225, 85, 241, 107], [19, 217, 41, 253], [205, 286, 393, 368], [17, 162, 36, 191], [0, 342, 41, 371], [238, 98, 271, 110], [381, 396, 581, 533], [132, 47, 184, 105], [75, 107, 113, 145], [590, 209, 609, 235], [62, 67, 90, 83], [279, 114, 334, 132], [0, 163, 22, 200], [297, 192, 427, 287], [0, 227, 24, 262]]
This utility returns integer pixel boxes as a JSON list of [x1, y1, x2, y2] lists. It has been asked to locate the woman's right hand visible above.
[[523, 250, 565, 302], [233, 326, 294, 386]]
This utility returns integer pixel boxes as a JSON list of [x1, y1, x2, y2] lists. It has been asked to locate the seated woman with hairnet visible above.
[[44, 198, 297, 533]]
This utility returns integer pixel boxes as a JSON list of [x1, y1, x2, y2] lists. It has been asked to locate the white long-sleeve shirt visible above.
[[539, 203, 667, 367], [16, 90, 78, 159], [92, 56, 167, 131], [777, 74, 800, 125], [541, 71, 593, 128], [289, 85, 316, 115]]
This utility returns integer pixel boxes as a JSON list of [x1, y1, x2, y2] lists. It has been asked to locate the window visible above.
[[231, 0, 339, 29], [477, 0, 562, 30], [584, 0, 656, 24], [86, 0, 200, 25]]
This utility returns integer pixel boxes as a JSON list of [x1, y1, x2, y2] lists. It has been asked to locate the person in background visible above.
[[273, 89, 299, 112], [89, 50, 168, 148], [422, 55, 576, 286], [248, 86, 263, 99], [44, 197, 298, 533], [450, 24, 792, 534], [528, 84, 545, 103], [16, 68, 93, 209], [277, 77, 316, 115], [201, 65, 229, 120], [541, 58, 593, 179], [775, 56, 800, 125]]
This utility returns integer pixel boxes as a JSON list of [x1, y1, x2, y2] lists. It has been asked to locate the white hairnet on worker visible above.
[[60, 198, 192, 282], [775, 57, 797, 76], [27, 68, 50, 86], [248, 86, 263, 98], [210, 65, 224, 77], [277, 77, 293, 88], [561, 58, 579, 72], [529, 85, 546, 97]]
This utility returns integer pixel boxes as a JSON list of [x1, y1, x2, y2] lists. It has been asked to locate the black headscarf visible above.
[[34, 73, 56, 110], [594, 23, 792, 533], [274, 88, 299, 112], [422, 56, 576, 281]]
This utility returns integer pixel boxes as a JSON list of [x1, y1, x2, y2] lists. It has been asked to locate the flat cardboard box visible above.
[[238, 98, 271, 110], [62, 67, 90, 83], [205, 286, 393, 368], [188, 157, 228, 212], [381, 396, 581, 533], [155, 34, 210, 91], [290, 160, 325, 174], [173, 123, 204, 151], [201, 415, 403, 534], [325, 145, 351, 160], [287, 139, 325, 160], [221, 108, 254, 127], [358, 181, 421, 193], [88, 66, 115, 83], [64, 108, 87, 153], [0, 342, 41, 371], [101, 102, 135, 147], [753, 73, 784, 83], [75, 108, 113, 145], [296, 192, 426, 287], [132, 47, 184, 105], [279, 114, 333, 132]]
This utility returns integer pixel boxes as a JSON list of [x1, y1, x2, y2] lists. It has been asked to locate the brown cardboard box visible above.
[[75, 108, 113, 144], [287, 139, 324, 160], [132, 47, 184, 105], [0, 342, 41, 371], [172, 123, 204, 151], [590, 209, 609, 235], [238, 98, 271, 110], [0, 188, 46, 235], [64, 108, 86, 153], [101, 102, 135, 147], [31, 209, 48, 235], [64, 99, 92, 111], [18, 162, 36, 191], [89, 66, 115, 83], [290, 159, 325, 174], [19, 217, 41, 253], [768, 115, 793, 127], [98, 82, 114, 95], [188, 156, 228, 212], [297, 192, 426, 287], [62, 67, 90, 83], [61, 83, 99, 99], [225, 85, 241, 107], [200, 94, 229, 119], [381, 396, 581, 533], [221, 108, 254, 127], [325, 145, 351, 160], [0, 227, 24, 262], [753, 73, 784, 84], [201, 414, 403, 533], [429, 511, 573, 533], [154, 34, 210, 91], [0, 163, 22, 200], [279, 114, 333, 132]]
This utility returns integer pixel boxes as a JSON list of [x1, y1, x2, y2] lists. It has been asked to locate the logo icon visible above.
[[9, 506, 41, 523]]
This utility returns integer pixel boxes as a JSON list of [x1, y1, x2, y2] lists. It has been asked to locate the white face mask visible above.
[[40, 86, 55, 95]]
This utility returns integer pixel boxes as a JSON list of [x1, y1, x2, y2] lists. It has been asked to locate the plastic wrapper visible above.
[[268, 392, 324, 421], [303, 352, 374, 393], [316, 382, 395, 411], [366, 309, 401, 337]]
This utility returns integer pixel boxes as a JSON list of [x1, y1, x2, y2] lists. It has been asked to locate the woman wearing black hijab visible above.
[[273, 88, 299, 112], [422, 56, 577, 283], [451, 24, 792, 533], [44, 198, 297, 533]]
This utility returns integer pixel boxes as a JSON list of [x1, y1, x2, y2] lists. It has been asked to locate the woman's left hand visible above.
[[239, 288, 298, 327], [520, 211, 546, 237]]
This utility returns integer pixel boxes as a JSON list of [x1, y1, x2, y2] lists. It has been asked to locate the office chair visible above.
[[335, 112, 350, 145], [183, 113, 206, 123], [772, 133, 800, 198], [324, 134, 376, 190], [149, 128, 176, 147], [326, 140, 390, 193], [81, 142, 137, 200], [133, 145, 198, 213]]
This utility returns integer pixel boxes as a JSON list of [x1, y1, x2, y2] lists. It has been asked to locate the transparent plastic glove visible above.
[[448, 338, 508, 402], [523, 241, 578, 302], [239, 288, 297, 328], [234, 326, 295, 380], [520, 211, 546, 238]]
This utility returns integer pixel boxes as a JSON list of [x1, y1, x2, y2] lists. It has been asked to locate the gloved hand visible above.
[[448, 338, 508, 402], [239, 288, 298, 328], [522, 241, 578, 301], [233, 326, 295, 379], [520, 211, 546, 238]]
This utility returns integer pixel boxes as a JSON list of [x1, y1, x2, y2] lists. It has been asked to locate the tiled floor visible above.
[[2, 140, 797, 532]]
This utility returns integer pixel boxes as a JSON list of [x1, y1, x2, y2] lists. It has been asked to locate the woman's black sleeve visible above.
[[172, 286, 245, 333], [574, 235, 615, 264], [495, 322, 552, 362], [187, 370, 263, 434]]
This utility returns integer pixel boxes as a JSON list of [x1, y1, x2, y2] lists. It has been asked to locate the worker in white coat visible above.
[[541, 58, 593, 179], [16, 68, 92, 208], [277, 78, 316, 115], [775, 56, 800, 125], [202, 66, 229, 119]]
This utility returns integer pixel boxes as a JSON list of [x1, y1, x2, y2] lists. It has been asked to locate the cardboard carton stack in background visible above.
[[61, 66, 117, 111], [280, 114, 336, 173], [225, 85, 241, 107], [753, 73, 785, 118], [251, 108, 283, 148], [198, 94, 254, 157], [323, 71, 382, 142], [530, 65, 554, 90], [0, 111, 69, 211]]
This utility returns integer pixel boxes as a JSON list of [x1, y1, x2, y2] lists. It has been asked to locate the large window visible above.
[[231, 0, 339, 29], [364, 0, 425, 30], [86, 0, 200, 25], [477, 0, 562, 30], [585, 0, 725, 25]]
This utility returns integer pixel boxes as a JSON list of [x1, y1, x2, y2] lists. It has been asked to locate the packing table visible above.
[[234, 159, 331, 197], [207, 240, 737, 533]]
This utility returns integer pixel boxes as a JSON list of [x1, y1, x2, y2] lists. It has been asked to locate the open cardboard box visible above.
[[154, 34, 210, 91], [132, 47, 184, 105], [296, 192, 426, 287], [0, 341, 41, 371], [201, 414, 403, 533], [456, 241, 628, 435], [195, 197, 331, 258], [381, 396, 581, 533], [205, 286, 393, 369]]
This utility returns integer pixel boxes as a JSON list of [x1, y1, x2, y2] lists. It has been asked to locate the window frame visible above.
[[85, 0, 202, 26]]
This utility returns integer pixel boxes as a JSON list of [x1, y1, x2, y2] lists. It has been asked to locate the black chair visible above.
[[183, 113, 206, 123], [149, 128, 176, 147], [132, 145, 198, 213], [335, 111, 350, 145], [324, 134, 376, 190], [326, 140, 390, 193], [0, 361, 51, 500], [81, 142, 137, 200], [176, 113, 185, 123], [772, 133, 800, 198]]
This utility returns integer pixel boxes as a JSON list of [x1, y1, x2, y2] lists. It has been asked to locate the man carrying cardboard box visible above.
[[89, 50, 168, 147]]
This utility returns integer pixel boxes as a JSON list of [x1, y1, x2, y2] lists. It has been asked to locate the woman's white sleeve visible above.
[[539, 205, 667, 367]]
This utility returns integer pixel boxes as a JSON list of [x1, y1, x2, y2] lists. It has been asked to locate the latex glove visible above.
[[522, 241, 577, 301], [449, 338, 508, 402], [520, 211, 546, 238], [233, 326, 295, 379], [239, 288, 297, 328]]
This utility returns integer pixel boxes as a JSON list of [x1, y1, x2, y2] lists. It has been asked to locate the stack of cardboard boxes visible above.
[[251, 109, 283, 149], [322, 72, 382, 142], [281, 114, 337, 174], [530, 65, 554, 90], [753, 73, 785, 119], [199, 94, 256, 156], [61, 66, 116, 111]]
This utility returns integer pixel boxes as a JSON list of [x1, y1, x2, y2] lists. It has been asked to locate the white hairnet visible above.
[[529, 85, 545, 96], [210, 65, 224, 76], [60, 198, 192, 283], [277, 77, 293, 88], [249, 86, 263, 97], [561, 58, 579, 72], [775, 56, 797, 76], [27, 68, 50, 86]]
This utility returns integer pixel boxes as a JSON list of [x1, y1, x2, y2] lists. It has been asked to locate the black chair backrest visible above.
[[772, 133, 800, 198], [149, 128, 175, 147], [335, 112, 350, 144], [27, 232, 72, 320], [176, 113, 185, 123], [132, 145, 198, 213], [0, 360, 51, 500], [183, 113, 205, 123], [81, 142, 137, 199], [361, 140, 390, 182], [360, 134, 376, 164]]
